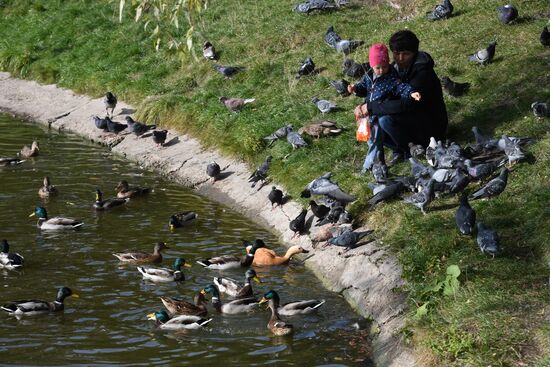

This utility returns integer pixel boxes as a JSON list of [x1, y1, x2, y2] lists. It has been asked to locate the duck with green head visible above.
[[258, 290, 293, 336], [113, 242, 169, 264], [214, 269, 261, 299], [196, 239, 265, 270], [259, 290, 325, 316], [160, 291, 209, 317], [93, 188, 129, 210], [137, 258, 191, 282], [29, 206, 83, 230], [1, 287, 79, 317], [147, 310, 212, 330], [115, 180, 151, 199], [201, 284, 259, 314]]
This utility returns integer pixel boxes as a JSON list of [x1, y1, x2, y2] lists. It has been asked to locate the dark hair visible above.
[[389, 30, 420, 53]]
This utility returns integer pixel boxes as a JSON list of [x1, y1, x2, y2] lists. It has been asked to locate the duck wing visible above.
[[279, 299, 326, 315], [2, 299, 52, 313], [160, 296, 206, 316]]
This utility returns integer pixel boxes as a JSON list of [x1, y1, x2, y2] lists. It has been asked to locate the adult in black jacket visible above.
[[354, 30, 448, 167]]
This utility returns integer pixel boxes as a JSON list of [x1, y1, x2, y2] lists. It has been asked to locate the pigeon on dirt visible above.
[[324, 26, 341, 48], [294, 0, 336, 14], [312, 97, 337, 114], [300, 172, 356, 204], [206, 161, 221, 183], [470, 168, 508, 200], [286, 126, 308, 149], [268, 186, 284, 209], [264, 124, 291, 146], [289, 209, 308, 238], [125, 116, 156, 136], [309, 200, 330, 221], [476, 223, 501, 258], [531, 102, 550, 117], [219, 97, 255, 112], [426, 0, 453, 20], [502, 135, 525, 165], [455, 194, 476, 235], [330, 79, 351, 97], [367, 181, 404, 207], [214, 65, 244, 78], [441, 76, 470, 97], [105, 117, 127, 133], [468, 41, 497, 65], [298, 121, 342, 139], [408, 143, 425, 159], [203, 41, 217, 60], [152, 130, 168, 146], [104, 92, 117, 117], [316, 203, 343, 226], [371, 150, 388, 183], [248, 156, 272, 188], [335, 39, 365, 55], [296, 57, 315, 79], [342, 59, 368, 79], [92, 115, 108, 130], [541, 26, 550, 47], [327, 229, 373, 249], [496, 4, 518, 24], [403, 179, 435, 214]]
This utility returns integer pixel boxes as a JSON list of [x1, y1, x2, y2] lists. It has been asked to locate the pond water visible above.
[[0, 114, 371, 366]]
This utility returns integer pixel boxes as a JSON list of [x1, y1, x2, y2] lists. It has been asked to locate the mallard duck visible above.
[[298, 121, 342, 139], [214, 269, 261, 299], [201, 284, 259, 314], [19, 141, 39, 158], [0, 240, 24, 270], [113, 242, 169, 264], [252, 245, 309, 266], [93, 188, 129, 210], [29, 206, 83, 230], [0, 157, 25, 166], [147, 310, 212, 330], [38, 176, 58, 198], [260, 290, 325, 316], [1, 287, 79, 316], [115, 180, 150, 199], [259, 291, 293, 336], [168, 212, 198, 231], [137, 258, 191, 282], [196, 240, 265, 270], [160, 292, 209, 316]]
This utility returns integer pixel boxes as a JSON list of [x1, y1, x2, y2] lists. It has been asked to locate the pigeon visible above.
[[427, 0, 453, 20], [496, 4, 518, 24], [104, 92, 117, 117], [286, 126, 308, 149], [203, 41, 217, 60], [289, 209, 308, 238], [324, 26, 341, 48], [409, 157, 431, 179], [214, 64, 244, 78], [300, 172, 356, 204], [309, 200, 330, 221], [403, 179, 435, 214], [342, 58, 368, 79], [206, 161, 221, 183], [329, 79, 351, 97], [463, 159, 504, 181], [327, 230, 374, 249], [455, 194, 476, 235], [408, 142, 425, 159], [372, 150, 388, 183], [219, 97, 255, 112], [531, 102, 550, 118], [294, 0, 336, 14], [264, 124, 291, 146], [335, 39, 365, 55], [468, 41, 497, 65], [425, 137, 438, 166], [268, 186, 284, 209], [105, 117, 127, 133], [471, 126, 499, 150], [125, 116, 156, 136], [367, 181, 404, 207], [296, 57, 315, 79], [441, 76, 470, 97], [470, 168, 508, 200], [152, 130, 168, 146], [541, 26, 550, 47], [0, 240, 24, 270], [476, 223, 501, 258], [312, 97, 337, 114], [316, 203, 343, 226], [502, 135, 525, 165], [92, 115, 108, 130], [447, 168, 470, 194], [298, 121, 342, 139], [248, 156, 272, 188]]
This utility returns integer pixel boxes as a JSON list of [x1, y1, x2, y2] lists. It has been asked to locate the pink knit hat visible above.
[[369, 43, 390, 67]]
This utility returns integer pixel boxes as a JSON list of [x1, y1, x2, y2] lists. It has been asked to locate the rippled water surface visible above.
[[0, 114, 371, 366]]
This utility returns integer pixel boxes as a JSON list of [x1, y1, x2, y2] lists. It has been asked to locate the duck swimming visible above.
[[93, 188, 129, 210], [160, 291, 209, 317], [168, 211, 198, 231], [19, 141, 39, 158], [214, 269, 261, 299], [201, 284, 259, 314], [260, 290, 325, 316], [115, 180, 151, 199], [113, 242, 169, 264], [196, 240, 265, 270], [38, 176, 58, 198], [1, 287, 79, 317], [147, 310, 212, 330], [0, 240, 24, 270], [259, 290, 293, 336], [252, 245, 309, 266], [137, 258, 191, 282], [29, 207, 83, 230]]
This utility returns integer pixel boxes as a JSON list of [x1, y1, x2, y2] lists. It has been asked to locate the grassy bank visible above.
[[1, 0, 549, 365]]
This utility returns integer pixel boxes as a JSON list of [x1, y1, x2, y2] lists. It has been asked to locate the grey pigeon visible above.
[[152, 130, 168, 146], [531, 102, 550, 118], [502, 135, 525, 165], [447, 168, 470, 195], [335, 39, 365, 55], [464, 159, 504, 181], [446, 141, 463, 160], [476, 223, 501, 258], [248, 156, 272, 188], [203, 41, 217, 60], [294, 0, 336, 14], [427, 0, 453, 20], [103, 92, 117, 117], [409, 157, 431, 179], [496, 4, 518, 24], [316, 203, 344, 226], [470, 168, 508, 200], [455, 194, 476, 235], [312, 97, 337, 114], [125, 116, 156, 136], [105, 117, 127, 133], [300, 172, 356, 204], [268, 186, 284, 209], [368, 181, 404, 207], [296, 57, 315, 79], [324, 26, 341, 48], [92, 115, 108, 130], [403, 179, 435, 214], [441, 76, 470, 97], [219, 97, 255, 112], [327, 230, 374, 249], [342, 58, 368, 79], [371, 150, 388, 183], [468, 41, 497, 65], [471, 126, 499, 150], [206, 161, 221, 183], [408, 142, 425, 159], [289, 209, 307, 238], [264, 124, 291, 146], [330, 79, 350, 96], [541, 26, 550, 47], [286, 126, 308, 149], [214, 64, 244, 78]]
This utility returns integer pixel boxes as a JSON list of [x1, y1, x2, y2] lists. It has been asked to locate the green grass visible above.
[[1, 0, 549, 365]]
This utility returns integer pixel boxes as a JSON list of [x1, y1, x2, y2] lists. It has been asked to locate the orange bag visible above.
[[356, 117, 371, 142]]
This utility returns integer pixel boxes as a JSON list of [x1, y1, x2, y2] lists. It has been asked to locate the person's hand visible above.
[[354, 104, 369, 122], [411, 92, 421, 101], [347, 84, 356, 94]]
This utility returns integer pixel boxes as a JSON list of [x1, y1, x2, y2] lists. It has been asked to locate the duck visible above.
[[0, 240, 24, 270], [160, 291, 209, 316], [1, 287, 79, 316], [29, 206, 83, 230], [147, 310, 212, 330], [115, 180, 151, 199], [201, 284, 259, 314], [0, 157, 25, 166], [196, 240, 264, 270], [113, 242, 169, 264], [137, 258, 191, 282], [214, 269, 261, 298], [93, 188, 129, 210], [168, 211, 198, 231], [19, 141, 39, 158], [38, 176, 58, 198], [260, 290, 325, 316], [252, 245, 309, 266], [258, 291, 293, 336], [298, 121, 342, 139]]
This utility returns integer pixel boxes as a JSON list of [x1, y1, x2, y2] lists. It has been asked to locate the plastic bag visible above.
[[356, 117, 370, 142]]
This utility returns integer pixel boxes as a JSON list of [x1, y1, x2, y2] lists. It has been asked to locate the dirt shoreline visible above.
[[0, 71, 416, 367]]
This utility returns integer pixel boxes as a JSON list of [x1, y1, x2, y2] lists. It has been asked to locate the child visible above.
[[348, 43, 421, 171]]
